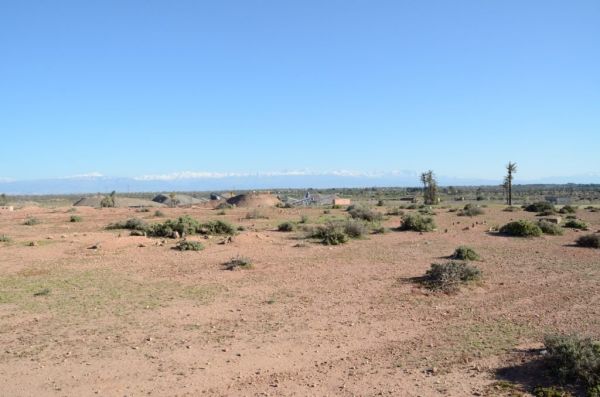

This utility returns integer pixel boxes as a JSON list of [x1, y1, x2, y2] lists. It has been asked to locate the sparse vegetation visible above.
[[223, 256, 253, 270], [564, 219, 589, 230], [154, 210, 165, 217], [499, 220, 543, 237], [420, 261, 482, 292], [420, 170, 438, 205], [452, 246, 481, 261], [100, 191, 117, 208], [457, 203, 484, 217], [537, 220, 564, 235], [559, 205, 577, 214], [398, 213, 435, 232], [576, 234, 600, 249], [0, 235, 12, 243], [385, 207, 404, 216], [69, 215, 82, 223], [503, 206, 520, 212], [174, 240, 204, 251], [543, 334, 600, 395], [525, 201, 555, 213], [245, 209, 269, 219], [309, 223, 349, 245], [343, 219, 368, 238], [23, 217, 40, 226], [107, 218, 148, 231], [348, 205, 383, 222], [277, 221, 296, 232]]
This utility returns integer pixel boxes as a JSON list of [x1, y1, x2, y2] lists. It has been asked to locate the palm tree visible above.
[[420, 170, 438, 205], [505, 162, 517, 206]]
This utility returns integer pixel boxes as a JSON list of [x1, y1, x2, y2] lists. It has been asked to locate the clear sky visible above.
[[1, 0, 598, 182]]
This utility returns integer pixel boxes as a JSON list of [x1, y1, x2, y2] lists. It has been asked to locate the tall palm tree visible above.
[[505, 162, 517, 206]]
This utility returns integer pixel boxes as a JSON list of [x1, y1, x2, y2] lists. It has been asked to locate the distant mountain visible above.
[[0, 171, 598, 195]]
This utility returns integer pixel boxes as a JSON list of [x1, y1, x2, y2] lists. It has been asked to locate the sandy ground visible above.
[[0, 204, 598, 396]]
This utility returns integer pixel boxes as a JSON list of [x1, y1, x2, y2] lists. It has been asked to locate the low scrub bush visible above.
[[154, 210, 165, 217], [576, 234, 600, 249], [386, 207, 405, 216], [421, 261, 482, 292], [245, 209, 268, 219], [174, 240, 204, 251], [418, 207, 436, 216], [23, 217, 40, 226], [348, 206, 383, 222], [525, 202, 555, 213], [107, 218, 148, 231], [343, 219, 368, 238], [70, 215, 82, 223], [452, 246, 480, 261], [136, 207, 150, 213], [537, 220, 564, 236], [543, 334, 600, 394], [372, 226, 387, 234], [559, 205, 577, 214], [0, 235, 11, 243], [278, 221, 295, 232], [223, 256, 253, 270], [503, 206, 521, 212], [309, 223, 349, 245], [200, 220, 236, 235], [398, 213, 436, 232], [300, 214, 309, 224], [457, 203, 484, 217], [145, 216, 236, 237], [499, 220, 542, 237], [564, 219, 588, 230]]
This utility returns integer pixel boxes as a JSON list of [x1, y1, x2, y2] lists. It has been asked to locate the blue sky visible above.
[[1, 0, 598, 183]]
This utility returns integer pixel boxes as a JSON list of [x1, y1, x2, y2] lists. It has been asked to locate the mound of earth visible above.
[[152, 193, 208, 207], [226, 193, 281, 208], [74, 196, 165, 208]]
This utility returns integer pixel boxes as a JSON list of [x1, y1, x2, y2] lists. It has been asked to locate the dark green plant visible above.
[[100, 191, 117, 208], [452, 246, 480, 261], [525, 202, 555, 213], [559, 205, 577, 214], [70, 215, 82, 223], [499, 220, 542, 237], [343, 219, 368, 238], [576, 234, 600, 249], [421, 261, 482, 293], [543, 334, 600, 394], [107, 218, 148, 231], [310, 223, 349, 245], [154, 210, 165, 217], [278, 221, 295, 232], [564, 219, 588, 230], [398, 213, 435, 232]]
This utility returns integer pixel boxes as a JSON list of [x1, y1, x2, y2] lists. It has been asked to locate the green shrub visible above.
[[377, 199, 384, 207], [533, 386, 571, 397], [348, 206, 383, 222], [223, 256, 253, 270], [23, 217, 40, 226], [537, 220, 564, 236], [200, 220, 236, 235], [0, 235, 11, 243], [136, 207, 150, 213], [154, 210, 165, 217], [107, 218, 148, 231], [398, 213, 435, 232], [576, 234, 600, 249], [343, 219, 368, 238], [499, 220, 542, 237], [559, 205, 577, 214], [310, 223, 348, 245], [300, 214, 309, 224], [278, 221, 295, 232], [372, 226, 387, 234], [174, 240, 204, 251], [452, 246, 480, 261], [543, 334, 600, 393], [146, 215, 202, 237], [421, 261, 482, 292], [70, 215, 82, 223], [457, 204, 484, 217], [564, 219, 588, 230], [418, 207, 436, 216], [525, 202, 555, 213]]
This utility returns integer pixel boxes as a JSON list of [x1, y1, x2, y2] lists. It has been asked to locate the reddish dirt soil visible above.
[[0, 205, 598, 396]]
